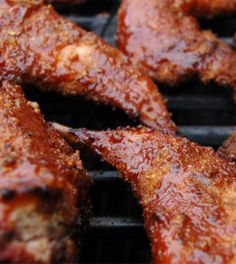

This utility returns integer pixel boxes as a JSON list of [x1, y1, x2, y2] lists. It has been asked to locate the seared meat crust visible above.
[[0, 82, 90, 263], [46, 0, 87, 4], [218, 128, 236, 163], [117, 0, 236, 99], [175, 0, 236, 18], [0, 0, 176, 133], [55, 124, 236, 264]]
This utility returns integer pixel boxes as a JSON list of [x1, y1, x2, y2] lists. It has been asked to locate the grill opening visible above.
[[24, 0, 236, 263]]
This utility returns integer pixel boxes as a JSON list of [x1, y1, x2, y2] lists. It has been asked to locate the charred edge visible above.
[[0, 189, 16, 201], [0, 186, 61, 205]]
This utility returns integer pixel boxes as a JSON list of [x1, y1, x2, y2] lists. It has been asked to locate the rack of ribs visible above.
[[117, 0, 236, 100], [0, 82, 90, 263], [0, 0, 176, 133]]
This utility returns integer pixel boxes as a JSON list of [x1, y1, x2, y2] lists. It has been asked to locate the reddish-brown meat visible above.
[[0, 82, 90, 263], [0, 0, 176, 133], [218, 128, 236, 163], [175, 0, 236, 18], [54, 124, 236, 264], [46, 0, 87, 4], [117, 0, 236, 99]]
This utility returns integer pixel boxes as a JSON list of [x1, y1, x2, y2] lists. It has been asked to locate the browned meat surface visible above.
[[46, 0, 87, 4], [218, 128, 236, 163], [0, 82, 90, 263], [117, 0, 236, 99], [54, 124, 236, 264], [45, 0, 89, 5], [233, 34, 236, 49], [175, 0, 236, 18], [0, 0, 176, 133]]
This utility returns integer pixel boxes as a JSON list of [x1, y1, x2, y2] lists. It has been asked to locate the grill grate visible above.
[[26, 1, 236, 263]]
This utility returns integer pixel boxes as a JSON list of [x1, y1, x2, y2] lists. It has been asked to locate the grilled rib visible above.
[[45, 0, 87, 4], [117, 0, 236, 99], [218, 128, 236, 163], [175, 0, 236, 18], [54, 124, 236, 264], [0, 0, 176, 133], [0, 82, 90, 263]]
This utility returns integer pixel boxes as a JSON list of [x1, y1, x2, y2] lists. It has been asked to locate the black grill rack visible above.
[[26, 1, 235, 263]]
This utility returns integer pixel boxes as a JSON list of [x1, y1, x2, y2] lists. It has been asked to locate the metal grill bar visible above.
[[179, 126, 233, 145], [90, 171, 120, 182], [166, 96, 234, 110], [90, 217, 143, 229]]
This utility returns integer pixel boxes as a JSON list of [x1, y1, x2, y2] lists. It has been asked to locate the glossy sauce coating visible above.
[[0, 0, 176, 133], [46, 0, 86, 4], [0, 82, 90, 263], [218, 129, 236, 163], [176, 0, 236, 18], [57, 125, 236, 263], [117, 0, 236, 99]]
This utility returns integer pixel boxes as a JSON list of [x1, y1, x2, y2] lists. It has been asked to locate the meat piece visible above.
[[233, 34, 236, 49], [46, 0, 87, 4], [54, 124, 236, 264], [117, 0, 236, 99], [0, 82, 90, 263], [176, 0, 236, 18], [0, 0, 176, 133], [218, 128, 236, 163]]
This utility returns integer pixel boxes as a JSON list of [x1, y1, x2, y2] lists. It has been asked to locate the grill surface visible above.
[[25, 1, 235, 263]]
